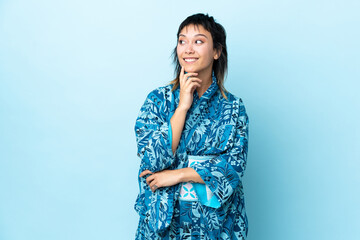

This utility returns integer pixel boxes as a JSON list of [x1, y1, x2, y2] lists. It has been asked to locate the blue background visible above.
[[1, 0, 359, 239]]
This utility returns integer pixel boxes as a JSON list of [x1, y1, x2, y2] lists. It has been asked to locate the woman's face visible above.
[[177, 24, 219, 76]]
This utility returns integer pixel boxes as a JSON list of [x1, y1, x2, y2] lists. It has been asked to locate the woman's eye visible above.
[[178, 40, 185, 44], [195, 40, 203, 44]]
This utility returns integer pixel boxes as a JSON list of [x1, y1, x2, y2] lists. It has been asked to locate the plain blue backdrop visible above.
[[1, 0, 359, 239]]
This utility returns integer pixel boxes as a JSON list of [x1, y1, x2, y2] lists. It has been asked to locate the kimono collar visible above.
[[193, 73, 218, 101]]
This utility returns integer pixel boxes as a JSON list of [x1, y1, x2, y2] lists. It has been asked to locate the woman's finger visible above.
[[183, 73, 198, 82], [189, 82, 201, 92], [180, 66, 196, 85], [184, 78, 202, 89], [149, 181, 159, 192], [139, 170, 153, 178], [179, 66, 185, 85], [146, 174, 155, 185], [184, 77, 202, 85]]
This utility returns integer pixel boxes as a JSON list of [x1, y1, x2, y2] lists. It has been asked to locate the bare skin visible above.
[[139, 24, 221, 192]]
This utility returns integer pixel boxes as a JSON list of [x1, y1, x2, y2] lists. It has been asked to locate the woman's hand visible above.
[[178, 66, 202, 111], [139, 169, 182, 192]]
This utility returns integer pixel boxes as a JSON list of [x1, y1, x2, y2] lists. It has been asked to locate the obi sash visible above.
[[179, 155, 221, 208]]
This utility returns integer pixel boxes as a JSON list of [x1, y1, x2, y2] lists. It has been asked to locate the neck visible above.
[[195, 70, 213, 98], [196, 67, 212, 98]]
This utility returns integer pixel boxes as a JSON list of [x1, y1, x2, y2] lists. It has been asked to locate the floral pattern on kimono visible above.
[[134, 74, 249, 239]]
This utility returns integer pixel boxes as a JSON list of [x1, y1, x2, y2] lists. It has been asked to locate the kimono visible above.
[[134, 74, 249, 240]]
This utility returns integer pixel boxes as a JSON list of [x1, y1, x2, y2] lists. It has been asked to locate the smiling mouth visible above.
[[184, 58, 198, 63]]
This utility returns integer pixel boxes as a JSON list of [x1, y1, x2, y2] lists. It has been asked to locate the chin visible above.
[[184, 66, 198, 73]]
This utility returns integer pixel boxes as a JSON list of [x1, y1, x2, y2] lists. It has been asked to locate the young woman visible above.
[[134, 13, 249, 239]]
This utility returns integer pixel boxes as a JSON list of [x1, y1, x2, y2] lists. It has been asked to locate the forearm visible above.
[[170, 107, 188, 154], [140, 166, 205, 192], [178, 167, 205, 184]]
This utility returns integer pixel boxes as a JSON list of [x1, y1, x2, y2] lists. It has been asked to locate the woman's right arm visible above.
[[169, 107, 187, 154], [135, 66, 201, 173], [170, 66, 202, 154], [136, 66, 201, 173]]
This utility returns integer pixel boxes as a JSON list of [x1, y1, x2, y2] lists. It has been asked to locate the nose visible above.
[[185, 43, 194, 54]]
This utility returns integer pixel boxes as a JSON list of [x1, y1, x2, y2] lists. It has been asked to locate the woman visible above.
[[134, 13, 249, 239]]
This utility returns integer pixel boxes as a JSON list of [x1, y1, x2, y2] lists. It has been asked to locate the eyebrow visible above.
[[179, 33, 208, 39]]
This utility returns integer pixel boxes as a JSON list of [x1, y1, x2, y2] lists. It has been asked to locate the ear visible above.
[[214, 47, 222, 60]]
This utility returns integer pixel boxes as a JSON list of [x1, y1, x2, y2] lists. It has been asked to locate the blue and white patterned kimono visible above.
[[134, 74, 249, 239]]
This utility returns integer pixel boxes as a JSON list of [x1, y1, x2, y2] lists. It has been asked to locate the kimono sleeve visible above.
[[190, 99, 249, 207], [134, 88, 175, 173]]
